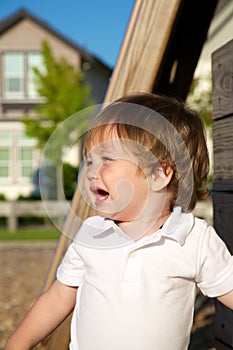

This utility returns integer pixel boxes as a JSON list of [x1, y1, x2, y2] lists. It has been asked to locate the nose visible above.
[[86, 163, 101, 181]]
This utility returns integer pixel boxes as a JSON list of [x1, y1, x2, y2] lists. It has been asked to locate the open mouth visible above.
[[90, 187, 109, 205]]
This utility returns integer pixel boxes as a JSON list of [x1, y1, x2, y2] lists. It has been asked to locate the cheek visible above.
[[134, 178, 149, 198], [100, 164, 149, 199], [100, 166, 122, 186], [100, 168, 136, 201]]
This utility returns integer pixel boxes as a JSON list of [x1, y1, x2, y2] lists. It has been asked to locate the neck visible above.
[[115, 205, 172, 241]]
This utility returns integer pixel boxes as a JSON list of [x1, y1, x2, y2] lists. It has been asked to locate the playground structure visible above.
[[34, 1, 233, 349]]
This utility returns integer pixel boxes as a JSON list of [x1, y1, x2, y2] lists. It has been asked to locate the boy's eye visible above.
[[102, 156, 113, 163], [85, 159, 92, 167], [84, 155, 114, 168]]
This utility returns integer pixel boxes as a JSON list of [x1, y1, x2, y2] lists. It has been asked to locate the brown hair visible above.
[[84, 92, 209, 212]]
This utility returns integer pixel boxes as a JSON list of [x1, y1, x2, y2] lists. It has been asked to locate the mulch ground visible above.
[[0, 242, 216, 350], [0, 242, 56, 349]]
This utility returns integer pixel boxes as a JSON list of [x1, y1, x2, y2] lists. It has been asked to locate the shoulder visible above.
[[162, 207, 208, 245], [73, 216, 129, 249], [187, 215, 230, 260], [82, 215, 107, 227], [175, 213, 215, 251], [73, 215, 106, 241], [185, 215, 213, 244], [192, 215, 209, 233]]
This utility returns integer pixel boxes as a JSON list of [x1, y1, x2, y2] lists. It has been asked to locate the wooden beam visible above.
[[212, 117, 233, 191], [104, 0, 182, 103], [154, 0, 219, 100], [212, 39, 233, 350], [212, 39, 233, 120], [212, 39, 233, 192]]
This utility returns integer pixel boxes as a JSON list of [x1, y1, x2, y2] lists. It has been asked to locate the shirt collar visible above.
[[103, 206, 194, 246], [159, 207, 194, 245], [75, 207, 194, 249]]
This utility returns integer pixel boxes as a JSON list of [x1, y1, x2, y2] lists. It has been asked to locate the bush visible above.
[[62, 163, 78, 200], [0, 193, 6, 201], [27, 162, 79, 200]]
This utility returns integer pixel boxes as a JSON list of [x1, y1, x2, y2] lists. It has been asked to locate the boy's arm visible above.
[[5, 279, 77, 350], [217, 290, 233, 310]]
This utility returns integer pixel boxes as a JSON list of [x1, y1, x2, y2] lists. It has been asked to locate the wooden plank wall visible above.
[[212, 39, 233, 349]]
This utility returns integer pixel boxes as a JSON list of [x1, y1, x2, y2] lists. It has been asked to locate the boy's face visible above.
[[81, 132, 151, 225]]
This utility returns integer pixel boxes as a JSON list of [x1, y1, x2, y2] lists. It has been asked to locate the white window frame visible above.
[[0, 145, 12, 180], [0, 130, 39, 184], [2, 52, 43, 100], [18, 133, 38, 180]]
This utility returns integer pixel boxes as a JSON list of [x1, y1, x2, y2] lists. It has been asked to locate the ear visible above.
[[150, 166, 173, 192]]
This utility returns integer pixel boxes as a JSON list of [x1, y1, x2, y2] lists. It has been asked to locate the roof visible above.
[[0, 8, 112, 71]]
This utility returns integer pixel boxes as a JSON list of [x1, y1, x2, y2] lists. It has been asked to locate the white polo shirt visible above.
[[57, 207, 233, 350]]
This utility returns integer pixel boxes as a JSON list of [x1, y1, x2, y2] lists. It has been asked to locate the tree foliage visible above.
[[23, 40, 94, 162], [187, 74, 212, 128]]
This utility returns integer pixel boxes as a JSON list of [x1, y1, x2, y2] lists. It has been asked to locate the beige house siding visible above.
[[0, 19, 81, 67], [0, 18, 82, 120]]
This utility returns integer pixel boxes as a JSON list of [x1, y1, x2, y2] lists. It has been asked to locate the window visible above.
[[0, 132, 12, 179], [20, 148, 34, 177], [2, 52, 43, 99], [3, 54, 24, 98], [0, 131, 38, 182], [18, 133, 37, 179], [0, 148, 11, 178], [28, 54, 43, 97]]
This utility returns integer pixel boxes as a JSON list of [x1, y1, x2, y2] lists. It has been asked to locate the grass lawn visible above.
[[0, 226, 61, 241]]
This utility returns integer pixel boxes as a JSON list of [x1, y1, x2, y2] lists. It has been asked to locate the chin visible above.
[[97, 209, 119, 221], [96, 208, 111, 218], [97, 211, 107, 218]]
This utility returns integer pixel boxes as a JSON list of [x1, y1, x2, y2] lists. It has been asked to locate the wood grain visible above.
[[213, 193, 233, 254], [213, 116, 233, 191], [212, 39, 233, 120], [214, 300, 233, 349], [212, 38, 233, 349], [104, 0, 182, 103]]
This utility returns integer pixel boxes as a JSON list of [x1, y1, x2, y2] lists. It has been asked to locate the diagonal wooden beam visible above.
[[104, 0, 182, 102]]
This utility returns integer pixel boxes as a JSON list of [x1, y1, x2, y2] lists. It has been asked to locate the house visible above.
[[0, 8, 112, 200], [195, 0, 233, 78]]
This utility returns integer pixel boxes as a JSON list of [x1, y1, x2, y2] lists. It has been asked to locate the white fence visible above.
[[0, 201, 70, 232]]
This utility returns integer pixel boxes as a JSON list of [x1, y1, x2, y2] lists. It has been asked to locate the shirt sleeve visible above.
[[196, 225, 233, 297], [57, 241, 85, 287]]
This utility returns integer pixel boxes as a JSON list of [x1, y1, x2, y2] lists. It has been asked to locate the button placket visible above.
[[121, 249, 140, 285], [129, 250, 136, 259], [121, 235, 162, 286]]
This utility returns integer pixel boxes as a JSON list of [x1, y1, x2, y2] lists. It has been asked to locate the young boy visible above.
[[5, 93, 233, 350]]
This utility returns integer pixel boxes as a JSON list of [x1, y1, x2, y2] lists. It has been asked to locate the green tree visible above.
[[23, 40, 93, 160], [63, 163, 79, 200], [187, 74, 212, 128]]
